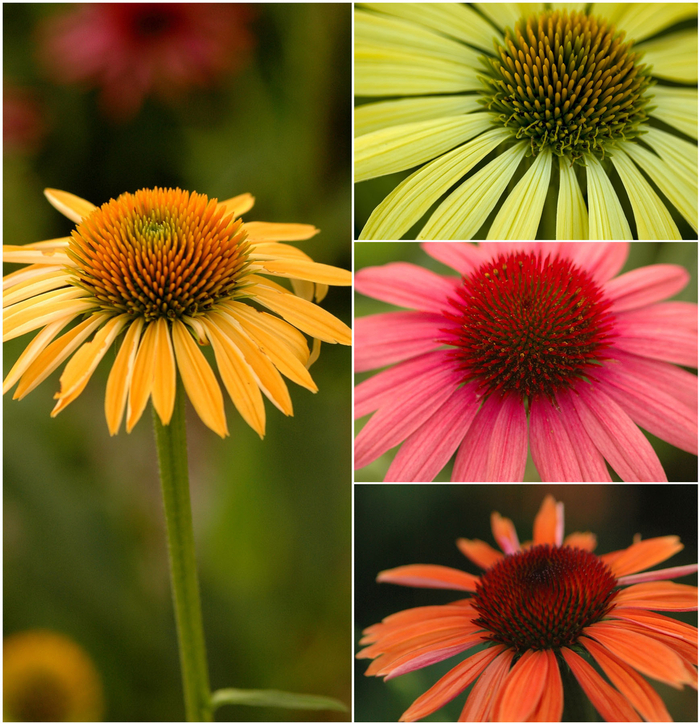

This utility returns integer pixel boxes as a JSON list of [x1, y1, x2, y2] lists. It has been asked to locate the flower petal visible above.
[[527, 649, 563, 722], [487, 149, 552, 240], [617, 564, 699, 586], [44, 188, 97, 224], [614, 581, 698, 612], [217, 193, 254, 218], [243, 221, 318, 242], [532, 494, 564, 547], [459, 648, 515, 722], [490, 511, 520, 555], [354, 311, 444, 373], [126, 321, 159, 432], [493, 649, 549, 722], [530, 396, 585, 482], [613, 317, 697, 368], [456, 538, 504, 571], [151, 318, 176, 426], [586, 154, 633, 240], [420, 241, 486, 276], [563, 241, 629, 284], [556, 156, 589, 240], [171, 319, 228, 437], [649, 86, 698, 140], [377, 564, 479, 592], [635, 29, 697, 83], [561, 647, 640, 722], [104, 317, 144, 436], [602, 536, 684, 577]]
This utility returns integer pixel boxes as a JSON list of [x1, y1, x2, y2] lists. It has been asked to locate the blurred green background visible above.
[[4, 4, 351, 721], [355, 484, 698, 722], [355, 242, 698, 483]]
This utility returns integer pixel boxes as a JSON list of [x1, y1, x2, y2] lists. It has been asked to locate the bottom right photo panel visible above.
[[354, 484, 698, 722]]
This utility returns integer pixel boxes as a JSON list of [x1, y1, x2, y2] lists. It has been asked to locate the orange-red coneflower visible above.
[[3, 188, 351, 438], [358, 495, 698, 722]]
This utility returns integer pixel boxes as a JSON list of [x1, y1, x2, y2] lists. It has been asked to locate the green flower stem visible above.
[[153, 381, 213, 722]]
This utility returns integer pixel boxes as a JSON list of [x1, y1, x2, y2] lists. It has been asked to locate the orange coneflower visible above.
[[3, 188, 351, 438], [358, 495, 698, 722]]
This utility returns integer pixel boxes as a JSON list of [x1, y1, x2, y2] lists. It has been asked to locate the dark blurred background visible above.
[[4, 4, 351, 721], [355, 242, 698, 483], [355, 484, 698, 722]]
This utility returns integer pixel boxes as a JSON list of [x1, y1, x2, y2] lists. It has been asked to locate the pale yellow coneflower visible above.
[[4, 188, 351, 437], [355, 2, 698, 240]]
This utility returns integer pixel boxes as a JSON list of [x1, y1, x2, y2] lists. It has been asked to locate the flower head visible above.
[[355, 242, 697, 482], [358, 495, 698, 722], [39, 3, 255, 119], [4, 188, 351, 438], [355, 3, 698, 239], [4, 630, 104, 722]]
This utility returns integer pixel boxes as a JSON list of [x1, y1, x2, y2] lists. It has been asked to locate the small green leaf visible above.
[[210, 688, 348, 713]]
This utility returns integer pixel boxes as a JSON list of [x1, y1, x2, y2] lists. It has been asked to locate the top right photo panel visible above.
[[354, 3, 698, 240]]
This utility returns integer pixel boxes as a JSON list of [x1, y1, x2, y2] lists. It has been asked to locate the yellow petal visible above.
[[14, 313, 108, 399], [307, 338, 322, 369], [199, 317, 266, 438], [3, 247, 72, 266], [256, 258, 351, 286], [243, 222, 319, 242], [209, 311, 293, 415], [635, 29, 697, 83], [217, 193, 255, 218], [171, 319, 228, 437], [225, 306, 317, 392], [51, 315, 128, 416], [104, 317, 145, 436], [126, 321, 159, 433], [4, 294, 96, 342], [3, 270, 72, 308], [4, 264, 68, 290], [557, 156, 589, 240], [151, 318, 176, 426], [3, 317, 73, 394], [586, 154, 633, 240], [44, 188, 98, 224], [247, 281, 351, 345]]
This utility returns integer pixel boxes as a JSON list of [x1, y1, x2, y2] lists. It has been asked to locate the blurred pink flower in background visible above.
[[4, 85, 46, 153], [38, 3, 255, 119]]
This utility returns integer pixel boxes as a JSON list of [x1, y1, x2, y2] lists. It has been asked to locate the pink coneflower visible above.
[[355, 243, 698, 482], [358, 494, 698, 722], [39, 3, 254, 119]]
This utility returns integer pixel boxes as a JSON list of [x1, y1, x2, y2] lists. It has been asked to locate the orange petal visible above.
[[104, 317, 144, 435], [493, 649, 549, 722], [582, 637, 672, 721], [399, 645, 504, 722], [561, 647, 640, 722], [216, 193, 255, 218], [491, 511, 520, 554], [361, 601, 474, 641], [583, 622, 691, 688], [171, 319, 228, 437], [527, 649, 563, 722], [610, 607, 698, 646], [602, 536, 684, 577], [151, 318, 176, 426], [614, 581, 698, 611], [243, 221, 320, 241], [564, 531, 597, 552], [533, 495, 564, 546], [459, 647, 515, 722], [126, 321, 158, 432], [44, 188, 97, 223], [377, 564, 479, 591], [456, 538, 504, 570]]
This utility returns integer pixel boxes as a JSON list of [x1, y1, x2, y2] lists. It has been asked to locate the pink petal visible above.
[[452, 393, 527, 482], [604, 348, 698, 413], [354, 311, 446, 373], [420, 242, 485, 275], [530, 395, 585, 482], [355, 350, 452, 419], [569, 383, 667, 482], [604, 264, 690, 312], [616, 301, 698, 332], [613, 317, 698, 368], [479, 241, 544, 259], [617, 564, 699, 585], [551, 390, 612, 481], [563, 242, 629, 284], [355, 362, 462, 469], [354, 262, 459, 314], [385, 383, 481, 482], [595, 371, 697, 455]]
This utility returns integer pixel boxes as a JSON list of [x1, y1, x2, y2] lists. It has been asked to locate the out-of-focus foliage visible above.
[[354, 484, 698, 722], [354, 242, 698, 483], [4, 4, 351, 721]]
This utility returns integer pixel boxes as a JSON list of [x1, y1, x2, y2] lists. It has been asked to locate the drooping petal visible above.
[[456, 538, 504, 571], [104, 317, 144, 436], [354, 311, 444, 373], [583, 622, 691, 688], [556, 156, 589, 240], [492, 649, 549, 722], [581, 637, 672, 722], [385, 382, 481, 482], [399, 645, 504, 722], [459, 647, 515, 722], [614, 581, 698, 611], [377, 564, 480, 592], [561, 647, 640, 722], [126, 321, 159, 433], [604, 264, 690, 312], [527, 649, 563, 722], [586, 154, 633, 240], [151, 318, 176, 426], [532, 494, 564, 547], [171, 319, 228, 438]]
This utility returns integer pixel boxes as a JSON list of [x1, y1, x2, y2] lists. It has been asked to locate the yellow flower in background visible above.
[[4, 630, 104, 722], [355, 3, 698, 240], [4, 188, 352, 438]]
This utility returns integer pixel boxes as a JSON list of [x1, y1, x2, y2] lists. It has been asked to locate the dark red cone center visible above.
[[471, 544, 617, 651], [442, 251, 615, 400]]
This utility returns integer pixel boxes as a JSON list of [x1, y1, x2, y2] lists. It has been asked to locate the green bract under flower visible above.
[[480, 10, 653, 161]]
